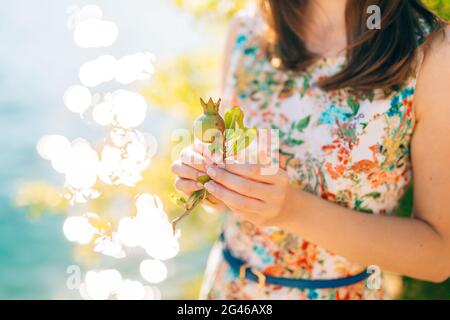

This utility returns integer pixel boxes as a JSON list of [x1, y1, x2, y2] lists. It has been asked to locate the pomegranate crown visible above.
[[200, 97, 221, 114]]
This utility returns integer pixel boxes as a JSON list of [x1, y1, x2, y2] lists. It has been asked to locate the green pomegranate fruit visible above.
[[193, 98, 225, 143]]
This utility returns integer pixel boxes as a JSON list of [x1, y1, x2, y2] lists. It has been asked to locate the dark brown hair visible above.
[[261, 0, 445, 94]]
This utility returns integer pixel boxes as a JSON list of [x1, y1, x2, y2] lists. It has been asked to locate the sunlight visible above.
[[71, 4, 118, 48], [94, 232, 126, 259], [63, 85, 92, 114], [82, 269, 123, 300], [117, 194, 180, 260], [140, 259, 168, 284], [37, 135, 71, 162], [98, 129, 151, 187], [79, 54, 154, 88], [63, 216, 97, 245], [115, 279, 146, 300], [79, 55, 117, 88]]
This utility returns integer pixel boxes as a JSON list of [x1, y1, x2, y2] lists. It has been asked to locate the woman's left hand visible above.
[[203, 161, 293, 227]]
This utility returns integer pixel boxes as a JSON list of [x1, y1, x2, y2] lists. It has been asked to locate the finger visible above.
[[223, 162, 281, 184], [204, 181, 264, 214], [193, 140, 224, 164], [180, 147, 210, 172], [171, 160, 202, 181], [206, 193, 221, 204], [206, 165, 272, 201], [175, 178, 203, 196]]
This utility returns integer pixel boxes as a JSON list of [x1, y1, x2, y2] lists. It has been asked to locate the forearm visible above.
[[278, 187, 450, 282]]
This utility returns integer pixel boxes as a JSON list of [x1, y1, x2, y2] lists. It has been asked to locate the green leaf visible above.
[[347, 98, 360, 116], [224, 106, 245, 130], [224, 106, 256, 156], [230, 128, 257, 155], [295, 115, 311, 132], [197, 175, 211, 184], [208, 141, 222, 154], [186, 189, 206, 209]]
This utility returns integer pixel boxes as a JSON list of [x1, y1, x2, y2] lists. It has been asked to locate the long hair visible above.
[[260, 0, 446, 94]]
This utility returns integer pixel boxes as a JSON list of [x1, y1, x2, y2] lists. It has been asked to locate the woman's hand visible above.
[[203, 161, 293, 227], [170, 142, 225, 210]]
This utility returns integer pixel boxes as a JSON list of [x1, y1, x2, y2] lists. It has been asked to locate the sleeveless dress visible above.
[[200, 7, 429, 300]]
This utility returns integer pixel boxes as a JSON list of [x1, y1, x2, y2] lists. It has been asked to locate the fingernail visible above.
[[203, 158, 212, 166], [212, 153, 223, 163], [206, 166, 217, 178], [204, 182, 215, 193]]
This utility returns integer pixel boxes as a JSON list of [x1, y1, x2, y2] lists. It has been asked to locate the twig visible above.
[[223, 135, 227, 164], [171, 189, 206, 234]]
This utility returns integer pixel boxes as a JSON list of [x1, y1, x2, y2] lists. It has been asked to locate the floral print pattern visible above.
[[201, 7, 422, 300]]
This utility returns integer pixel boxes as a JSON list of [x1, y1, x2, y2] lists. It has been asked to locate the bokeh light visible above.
[[72, 4, 118, 48], [63, 85, 92, 115], [63, 216, 97, 245], [140, 259, 168, 284], [79, 54, 154, 88]]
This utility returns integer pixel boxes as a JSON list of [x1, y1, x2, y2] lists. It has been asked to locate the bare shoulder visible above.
[[226, 14, 242, 41], [220, 15, 243, 94], [222, 14, 241, 62], [221, 6, 261, 92], [414, 25, 450, 122]]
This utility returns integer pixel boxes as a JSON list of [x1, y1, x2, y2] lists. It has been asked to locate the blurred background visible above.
[[1, 0, 449, 300]]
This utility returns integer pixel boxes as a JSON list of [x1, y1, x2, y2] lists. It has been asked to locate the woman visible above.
[[171, 0, 450, 299]]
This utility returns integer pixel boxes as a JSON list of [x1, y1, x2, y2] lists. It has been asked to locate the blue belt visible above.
[[221, 233, 370, 290]]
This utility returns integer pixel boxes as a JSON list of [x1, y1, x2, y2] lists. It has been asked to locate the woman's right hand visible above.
[[171, 141, 226, 211]]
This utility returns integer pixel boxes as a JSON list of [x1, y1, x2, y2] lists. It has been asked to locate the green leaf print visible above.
[[271, 124, 286, 139], [347, 98, 360, 116], [354, 198, 373, 214], [364, 191, 382, 199], [365, 90, 375, 102], [299, 72, 312, 97], [303, 74, 311, 90], [287, 138, 304, 146], [295, 115, 311, 132]]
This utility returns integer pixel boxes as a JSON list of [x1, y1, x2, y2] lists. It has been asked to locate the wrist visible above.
[[273, 184, 305, 230]]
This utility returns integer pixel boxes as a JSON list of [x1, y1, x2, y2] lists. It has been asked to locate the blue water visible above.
[[0, 0, 215, 299]]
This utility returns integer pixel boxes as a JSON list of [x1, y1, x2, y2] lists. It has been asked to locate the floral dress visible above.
[[200, 7, 427, 300]]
